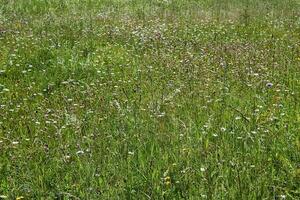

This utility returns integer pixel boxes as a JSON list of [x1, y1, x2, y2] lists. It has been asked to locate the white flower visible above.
[[279, 195, 286, 199], [266, 82, 273, 88], [76, 150, 84, 155]]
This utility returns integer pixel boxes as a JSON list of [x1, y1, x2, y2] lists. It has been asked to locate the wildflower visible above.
[[279, 195, 286, 199], [16, 196, 24, 200], [157, 112, 165, 117], [266, 82, 273, 88], [63, 155, 71, 163], [165, 181, 171, 186], [76, 150, 84, 155], [235, 116, 241, 120], [164, 176, 171, 186]]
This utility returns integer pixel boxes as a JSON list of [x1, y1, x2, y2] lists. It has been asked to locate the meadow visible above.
[[0, 0, 299, 199]]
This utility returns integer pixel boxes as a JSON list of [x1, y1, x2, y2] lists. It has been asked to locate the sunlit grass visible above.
[[0, 0, 299, 199]]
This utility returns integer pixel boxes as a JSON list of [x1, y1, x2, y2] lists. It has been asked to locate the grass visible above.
[[0, 0, 299, 199]]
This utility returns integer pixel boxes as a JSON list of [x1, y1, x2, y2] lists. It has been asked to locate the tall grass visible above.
[[0, 0, 299, 199]]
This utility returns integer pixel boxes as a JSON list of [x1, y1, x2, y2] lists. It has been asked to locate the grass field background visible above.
[[0, 0, 299, 199]]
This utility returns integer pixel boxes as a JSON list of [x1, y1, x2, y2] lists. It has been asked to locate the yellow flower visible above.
[[16, 196, 24, 200], [164, 176, 171, 182], [164, 176, 171, 186], [165, 181, 171, 186]]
